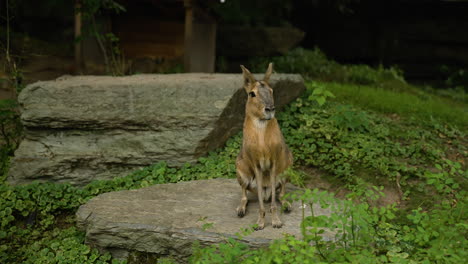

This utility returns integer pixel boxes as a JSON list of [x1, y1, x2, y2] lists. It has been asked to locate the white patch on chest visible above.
[[252, 119, 272, 171], [253, 119, 268, 130], [253, 119, 268, 145], [259, 158, 271, 171]]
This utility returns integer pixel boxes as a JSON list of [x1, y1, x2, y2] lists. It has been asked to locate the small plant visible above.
[[105, 33, 128, 76], [0, 99, 22, 180], [345, 64, 405, 86], [307, 82, 335, 106], [331, 104, 371, 132], [345, 64, 379, 85], [82, 0, 126, 76]]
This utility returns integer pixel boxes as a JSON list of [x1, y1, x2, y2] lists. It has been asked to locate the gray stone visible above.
[[8, 74, 305, 185], [76, 179, 334, 263]]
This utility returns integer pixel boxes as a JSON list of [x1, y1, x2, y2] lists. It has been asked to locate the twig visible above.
[[396, 172, 403, 202], [91, 15, 109, 74]]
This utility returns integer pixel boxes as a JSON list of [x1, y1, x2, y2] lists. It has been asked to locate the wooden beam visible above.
[[184, 0, 193, 72]]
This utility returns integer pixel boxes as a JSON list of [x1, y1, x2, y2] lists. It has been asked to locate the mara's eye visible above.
[[249, 91, 256, 97]]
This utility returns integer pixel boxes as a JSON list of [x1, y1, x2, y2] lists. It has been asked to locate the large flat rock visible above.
[[8, 74, 305, 185], [76, 179, 334, 263]]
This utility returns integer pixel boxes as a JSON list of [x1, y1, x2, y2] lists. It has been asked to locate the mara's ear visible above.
[[263, 62, 273, 83], [240, 65, 255, 91]]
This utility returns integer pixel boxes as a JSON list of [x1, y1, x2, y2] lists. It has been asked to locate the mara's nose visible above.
[[265, 107, 275, 112]]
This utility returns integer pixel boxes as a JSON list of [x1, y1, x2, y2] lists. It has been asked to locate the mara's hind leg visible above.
[[270, 166, 282, 228], [278, 154, 293, 213], [279, 180, 292, 213], [236, 184, 248, 217], [236, 158, 251, 217]]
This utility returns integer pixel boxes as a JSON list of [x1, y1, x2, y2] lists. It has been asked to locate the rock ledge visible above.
[[8, 73, 305, 185]]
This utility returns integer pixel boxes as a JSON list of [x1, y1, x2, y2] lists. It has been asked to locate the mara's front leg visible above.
[[270, 165, 282, 228], [255, 168, 266, 230]]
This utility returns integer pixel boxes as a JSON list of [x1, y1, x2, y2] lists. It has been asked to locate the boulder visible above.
[[76, 178, 334, 263], [8, 73, 305, 185]]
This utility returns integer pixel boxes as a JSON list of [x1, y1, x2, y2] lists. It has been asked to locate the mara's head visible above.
[[240, 63, 275, 121]]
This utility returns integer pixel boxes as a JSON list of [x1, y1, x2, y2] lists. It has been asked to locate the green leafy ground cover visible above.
[[190, 82, 467, 263], [0, 56, 467, 263]]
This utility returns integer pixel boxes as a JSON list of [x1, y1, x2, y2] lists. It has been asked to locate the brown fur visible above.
[[236, 63, 293, 230]]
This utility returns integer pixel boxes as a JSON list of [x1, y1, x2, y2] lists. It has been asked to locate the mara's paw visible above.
[[272, 215, 283, 228], [272, 220, 283, 228], [254, 224, 265, 231], [254, 219, 265, 230], [236, 206, 246, 217]]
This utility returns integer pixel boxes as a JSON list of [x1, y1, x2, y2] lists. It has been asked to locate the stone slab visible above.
[[76, 179, 334, 262]]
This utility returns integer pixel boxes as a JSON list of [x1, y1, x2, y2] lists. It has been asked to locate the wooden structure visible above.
[[78, 0, 217, 73], [182, 0, 217, 72]]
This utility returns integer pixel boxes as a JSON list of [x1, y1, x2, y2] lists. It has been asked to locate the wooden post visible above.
[[74, 0, 83, 73], [184, 0, 193, 72]]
